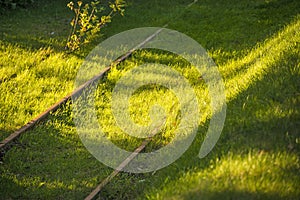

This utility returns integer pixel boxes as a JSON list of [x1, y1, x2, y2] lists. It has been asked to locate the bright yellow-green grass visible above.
[[0, 44, 81, 139], [0, 0, 299, 199]]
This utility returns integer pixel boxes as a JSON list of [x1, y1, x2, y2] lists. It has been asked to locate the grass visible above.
[[145, 151, 299, 200], [0, 0, 81, 140], [0, 0, 300, 199], [0, 44, 81, 138]]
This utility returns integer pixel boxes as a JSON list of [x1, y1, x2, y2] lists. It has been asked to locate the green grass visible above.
[[0, 44, 81, 138], [0, 0, 81, 139], [0, 0, 300, 199]]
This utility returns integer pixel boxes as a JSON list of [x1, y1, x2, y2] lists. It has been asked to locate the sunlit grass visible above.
[[91, 14, 300, 199], [0, 42, 81, 140], [0, 0, 299, 199], [135, 15, 300, 200], [145, 151, 300, 200], [221, 15, 300, 100]]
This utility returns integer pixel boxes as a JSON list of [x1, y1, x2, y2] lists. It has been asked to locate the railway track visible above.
[[0, 26, 164, 152], [1, 1, 200, 199], [0, 27, 166, 200]]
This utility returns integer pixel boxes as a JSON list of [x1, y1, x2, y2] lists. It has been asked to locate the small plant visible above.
[[66, 0, 126, 51]]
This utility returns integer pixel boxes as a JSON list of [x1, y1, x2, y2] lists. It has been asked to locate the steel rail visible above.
[[0, 27, 164, 153], [1, 1, 199, 199], [83, 3, 200, 198], [83, 27, 166, 200], [84, 119, 165, 200]]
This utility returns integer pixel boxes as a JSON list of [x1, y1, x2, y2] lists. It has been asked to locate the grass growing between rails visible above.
[[97, 16, 300, 199], [1, 0, 300, 199], [0, 0, 299, 138]]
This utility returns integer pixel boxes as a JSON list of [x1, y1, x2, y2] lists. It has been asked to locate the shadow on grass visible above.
[[0, 176, 27, 198], [0, 0, 299, 199], [149, 42, 299, 200], [97, 17, 300, 199], [1, 27, 299, 200], [181, 189, 296, 200], [0, 104, 115, 199], [1, 0, 300, 56]]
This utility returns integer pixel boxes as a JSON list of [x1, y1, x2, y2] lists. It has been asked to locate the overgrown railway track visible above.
[[1, 1, 201, 198], [0, 27, 165, 199]]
